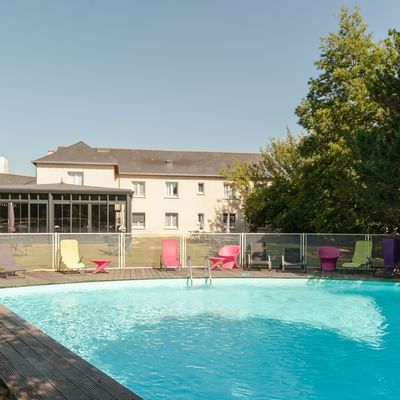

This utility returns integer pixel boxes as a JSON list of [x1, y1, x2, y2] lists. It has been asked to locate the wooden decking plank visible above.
[[0, 320, 93, 400], [0, 352, 50, 400], [143, 268, 155, 279], [135, 268, 144, 279], [140, 268, 149, 279], [0, 340, 66, 400], [3, 318, 115, 400], [0, 323, 111, 400], [149, 268, 161, 279], [124, 269, 133, 279], [1, 267, 393, 289], [0, 306, 142, 400], [1, 310, 141, 400]]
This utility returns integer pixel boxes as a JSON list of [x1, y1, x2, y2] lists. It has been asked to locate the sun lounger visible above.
[[0, 243, 26, 278], [59, 240, 86, 273]]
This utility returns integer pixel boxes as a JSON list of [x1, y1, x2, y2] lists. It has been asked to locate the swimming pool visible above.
[[0, 278, 399, 399]]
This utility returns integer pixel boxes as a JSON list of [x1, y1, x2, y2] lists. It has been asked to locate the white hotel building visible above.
[[0, 142, 260, 234]]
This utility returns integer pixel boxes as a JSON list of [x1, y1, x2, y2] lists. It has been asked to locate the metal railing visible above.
[[186, 256, 212, 287]]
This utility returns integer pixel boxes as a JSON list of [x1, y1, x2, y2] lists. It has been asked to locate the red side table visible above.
[[208, 256, 226, 270], [91, 259, 111, 274]]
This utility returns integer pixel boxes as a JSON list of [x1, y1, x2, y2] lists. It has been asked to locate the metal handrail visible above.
[[186, 256, 212, 286], [186, 256, 193, 286], [204, 256, 212, 286]]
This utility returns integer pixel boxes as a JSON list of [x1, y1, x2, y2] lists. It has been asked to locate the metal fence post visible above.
[[53, 232, 59, 271], [303, 233, 307, 266], [120, 232, 125, 269], [241, 233, 245, 268], [181, 233, 186, 268]]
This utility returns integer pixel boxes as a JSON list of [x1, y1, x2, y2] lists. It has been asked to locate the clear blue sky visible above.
[[1, 0, 400, 175]]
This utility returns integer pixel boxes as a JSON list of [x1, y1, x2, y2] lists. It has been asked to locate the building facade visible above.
[[0, 180, 132, 234], [1, 142, 260, 233]]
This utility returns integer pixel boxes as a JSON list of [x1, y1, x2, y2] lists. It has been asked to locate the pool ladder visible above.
[[186, 256, 212, 287]]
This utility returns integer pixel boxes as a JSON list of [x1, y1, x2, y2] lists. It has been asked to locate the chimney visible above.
[[0, 157, 8, 173]]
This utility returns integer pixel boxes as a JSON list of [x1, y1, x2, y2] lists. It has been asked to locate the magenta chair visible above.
[[209, 245, 240, 270], [317, 246, 340, 271], [160, 239, 181, 270]]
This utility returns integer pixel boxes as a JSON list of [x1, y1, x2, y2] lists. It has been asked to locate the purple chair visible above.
[[382, 239, 400, 272], [317, 246, 340, 271]]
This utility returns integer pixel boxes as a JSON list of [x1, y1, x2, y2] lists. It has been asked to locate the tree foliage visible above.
[[296, 8, 386, 146], [225, 132, 305, 231], [349, 29, 400, 232], [227, 8, 400, 233]]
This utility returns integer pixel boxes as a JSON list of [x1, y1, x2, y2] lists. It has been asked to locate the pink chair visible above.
[[317, 246, 340, 271], [209, 245, 240, 270], [160, 239, 181, 270]]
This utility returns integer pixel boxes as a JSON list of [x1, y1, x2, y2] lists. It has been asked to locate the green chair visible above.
[[341, 240, 373, 270]]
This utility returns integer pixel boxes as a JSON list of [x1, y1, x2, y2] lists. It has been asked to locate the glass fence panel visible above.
[[2, 232, 398, 275], [0, 233, 53, 271], [124, 234, 182, 268], [58, 233, 120, 270], [369, 234, 397, 270], [243, 233, 303, 269], [305, 234, 367, 269], [244, 233, 269, 269], [185, 233, 241, 267]]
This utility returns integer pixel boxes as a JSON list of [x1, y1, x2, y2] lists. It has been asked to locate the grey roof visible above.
[[34, 141, 118, 166], [0, 182, 130, 193], [33, 141, 261, 177], [108, 148, 260, 176], [0, 173, 36, 185]]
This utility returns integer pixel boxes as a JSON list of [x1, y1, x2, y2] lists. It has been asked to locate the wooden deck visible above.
[[0, 305, 142, 400], [0, 266, 397, 289]]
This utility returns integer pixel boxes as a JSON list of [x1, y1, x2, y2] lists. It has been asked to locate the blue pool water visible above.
[[0, 278, 399, 399]]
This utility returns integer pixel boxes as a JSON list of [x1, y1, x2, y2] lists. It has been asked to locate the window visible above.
[[91, 204, 108, 232], [166, 182, 178, 197], [132, 213, 145, 229], [197, 182, 205, 194], [71, 203, 89, 233], [223, 183, 236, 198], [30, 203, 48, 233], [132, 181, 146, 197], [67, 172, 84, 185], [54, 203, 71, 232], [165, 213, 178, 229], [223, 213, 236, 230], [197, 213, 205, 227]]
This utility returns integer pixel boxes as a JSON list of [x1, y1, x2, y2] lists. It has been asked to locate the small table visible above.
[[208, 256, 226, 270], [91, 259, 111, 274]]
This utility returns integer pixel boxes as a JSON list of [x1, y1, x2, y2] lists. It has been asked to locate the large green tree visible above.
[[224, 132, 306, 232], [296, 8, 386, 150], [227, 8, 400, 233], [350, 29, 400, 232], [293, 7, 390, 232]]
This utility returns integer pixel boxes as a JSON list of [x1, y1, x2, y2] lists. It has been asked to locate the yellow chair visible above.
[[59, 240, 86, 273]]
